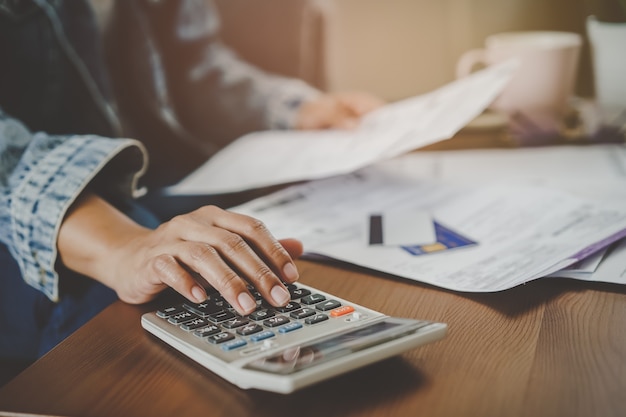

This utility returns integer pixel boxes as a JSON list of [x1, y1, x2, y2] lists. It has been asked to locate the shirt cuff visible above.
[[11, 135, 147, 301], [264, 79, 321, 130]]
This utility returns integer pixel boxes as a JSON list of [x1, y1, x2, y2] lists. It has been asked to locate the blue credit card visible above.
[[401, 221, 477, 256]]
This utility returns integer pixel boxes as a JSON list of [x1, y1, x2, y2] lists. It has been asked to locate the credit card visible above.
[[401, 222, 477, 256], [368, 210, 436, 246]]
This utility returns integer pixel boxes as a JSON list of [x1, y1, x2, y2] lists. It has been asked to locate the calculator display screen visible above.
[[245, 320, 417, 375]]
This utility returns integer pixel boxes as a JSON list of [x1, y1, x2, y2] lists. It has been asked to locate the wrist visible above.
[[58, 193, 150, 290]]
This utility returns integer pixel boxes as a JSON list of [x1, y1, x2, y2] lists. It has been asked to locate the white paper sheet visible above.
[[546, 248, 608, 279], [230, 160, 626, 292], [391, 144, 626, 201], [166, 61, 517, 195]]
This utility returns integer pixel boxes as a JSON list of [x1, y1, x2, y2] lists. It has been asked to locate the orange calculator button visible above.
[[330, 306, 355, 317]]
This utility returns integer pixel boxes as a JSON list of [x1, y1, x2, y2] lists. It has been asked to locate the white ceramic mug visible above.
[[587, 16, 626, 122], [456, 31, 582, 133]]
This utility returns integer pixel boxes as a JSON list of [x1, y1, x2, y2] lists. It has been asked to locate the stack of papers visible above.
[[164, 54, 626, 290], [231, 145, 626, 291]]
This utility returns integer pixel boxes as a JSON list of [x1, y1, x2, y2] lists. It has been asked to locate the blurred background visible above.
[[215, 0, 597, 101]]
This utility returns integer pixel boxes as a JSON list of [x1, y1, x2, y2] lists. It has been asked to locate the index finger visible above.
[[190, 206, 300, 284]]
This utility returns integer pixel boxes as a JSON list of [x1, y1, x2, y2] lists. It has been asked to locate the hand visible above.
[[58, 195, 303, 315], [295, 91, 385, 130]]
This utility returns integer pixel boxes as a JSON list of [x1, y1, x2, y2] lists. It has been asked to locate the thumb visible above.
[[279, 238, 304, 259]]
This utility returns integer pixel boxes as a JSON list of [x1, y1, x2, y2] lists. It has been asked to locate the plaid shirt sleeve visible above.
[[0, 110, 147, 301], [176, 36, 322, 134], [193, 44, 322, 130], [141, 0, 322, 142]]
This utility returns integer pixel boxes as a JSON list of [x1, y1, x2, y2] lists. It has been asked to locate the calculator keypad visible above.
[[154, 283, 364, 353]]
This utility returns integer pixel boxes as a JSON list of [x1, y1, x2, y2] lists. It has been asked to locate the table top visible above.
[[1, 257, 625, 417], [2, 130, 625, 417]]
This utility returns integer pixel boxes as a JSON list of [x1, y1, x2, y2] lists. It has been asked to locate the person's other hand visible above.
[[295, 92, 385, 130]]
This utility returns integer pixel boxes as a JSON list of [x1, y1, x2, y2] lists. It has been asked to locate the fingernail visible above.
[[271, 285, 290, 306], [283, 262, 299, 282], [192, 286, 207, 303], [238, 292, 257, 313]]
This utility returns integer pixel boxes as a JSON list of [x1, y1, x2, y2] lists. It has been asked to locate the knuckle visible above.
[[162, 214, 191, 231], [267, 240, 289, 260], [188, 243, 218, 262], [252, 265, 277, 287], [196, 205, 220, 217], [244, 217, 269, 235], [219, 233, 248, 257], [150, 254, 180, 286], [214, 270, 243, 295]]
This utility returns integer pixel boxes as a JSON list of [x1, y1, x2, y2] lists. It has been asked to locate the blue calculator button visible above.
[[250, 331, 275, 342], [278, 322, 303, 334], [221, 339, 247, 351]]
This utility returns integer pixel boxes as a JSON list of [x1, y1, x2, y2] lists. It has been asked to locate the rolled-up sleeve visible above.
[[1, 111, 147, 301]]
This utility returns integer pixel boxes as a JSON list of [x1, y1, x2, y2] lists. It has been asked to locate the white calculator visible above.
[[141, 282, 447, 394]]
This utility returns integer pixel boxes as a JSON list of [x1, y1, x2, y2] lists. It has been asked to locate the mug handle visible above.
[[456, 48, 487, 79]]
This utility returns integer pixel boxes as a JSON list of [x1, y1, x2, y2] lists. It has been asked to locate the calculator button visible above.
[[288, 287, 311, 299], [301, 293, 326, 305], [304, 314, 329, 325], [180, 317, 211, 331], [167, 311, 197, 324], [183, 301, 225, 317], [157, 306, 185, 318], [193, 325, 221, 338], [330, 306, 355, 317], [290, 308, 316, 320], [274, 302, 301, 313], [208, 310, 236, 323], [237, 323, 263, 336], [250, 331, 275, 342], [245, 285, 263, 300], [278, 322, 303, 334], [221, 339, 247, 351], [315, 300, 342, 311], [249, 308, 275, 321], [208, 294, 232, 309], [263, 316, 290, 328], [222, 317, 250, 329], [207, 332, 235, 344]]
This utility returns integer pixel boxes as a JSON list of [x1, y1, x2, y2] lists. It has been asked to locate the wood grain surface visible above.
[[1, 258, 625, 417]]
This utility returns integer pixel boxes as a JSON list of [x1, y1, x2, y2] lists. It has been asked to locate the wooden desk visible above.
[[0, 258, 625, 417]]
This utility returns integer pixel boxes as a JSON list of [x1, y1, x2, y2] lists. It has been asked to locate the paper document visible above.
[[574, 238, 626, 284], [547, 238, 626, 284], [230, 155, 626, 292], [166, 61, 517, 195], [387, 144, 626, 203], [547, 248, 608, 279]]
